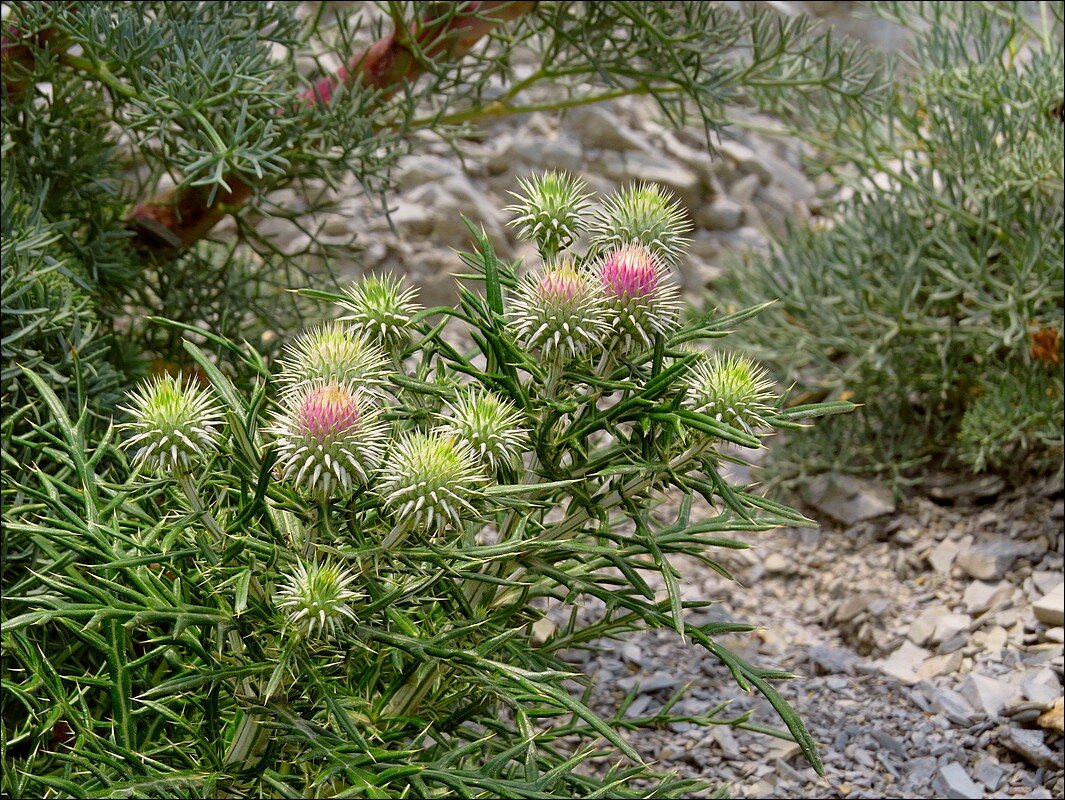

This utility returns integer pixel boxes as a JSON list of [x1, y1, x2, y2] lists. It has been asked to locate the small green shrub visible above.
[[1, 178, 852, 798], [722, 1, 1064, 484]]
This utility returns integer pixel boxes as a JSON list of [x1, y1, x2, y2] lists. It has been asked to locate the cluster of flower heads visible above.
[[508, 175, 688, 356], [118, 175, 783, 642]]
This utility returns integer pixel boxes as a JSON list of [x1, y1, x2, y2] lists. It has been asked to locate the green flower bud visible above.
[[379, 431, 487, 535], [590, 183, 692, 266], [686, 352, 777, 435], [120, 374, 224, 474], [505, 171, 592, 258], [277, 322, 390, 398], [437, 387, 529, 473], [338, 276, 421, 352], [275, 559, 360, 639]]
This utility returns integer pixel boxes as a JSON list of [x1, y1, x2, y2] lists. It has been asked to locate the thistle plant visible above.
[[1, 176, 857, 798]]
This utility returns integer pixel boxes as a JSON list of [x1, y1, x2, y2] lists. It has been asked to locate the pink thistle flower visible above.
[[298, 384, 361, 440], [597, 244, 682, 350], [509, 261, 610, 359], [268, 381, 387, 498]]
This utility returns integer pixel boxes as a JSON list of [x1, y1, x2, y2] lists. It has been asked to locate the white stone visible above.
[[961, 672, 1023, 717], [928, 539, 960, 575], [963, 580, 1011, 615], [1033, 582, 1064, 627], [909, 604, 951, 646], [877, 641, 929, 685], [564, 105, 649, 152], [931, 612, 972, 644]]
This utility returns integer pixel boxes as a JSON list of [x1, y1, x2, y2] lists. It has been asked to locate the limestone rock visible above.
[[804, 475, 895, 526], [1033, 581, 1065, 627], [961, 673, 1023, 717]]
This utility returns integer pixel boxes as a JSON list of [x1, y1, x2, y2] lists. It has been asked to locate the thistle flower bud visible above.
[[590, 183, 692, 266], [276, 322, 390, 397], [275, 559, 360, 639], [510, 260, 610, 359], [338, 276, 421, 352], [686, 352, 778, 434], [379, 431, 487, 534], [268, 381, 386, 498], [504, 171, 592, 258], [120, 374, 224, 474], [438, 387, 529, 473], [597, 244, 683, 350]]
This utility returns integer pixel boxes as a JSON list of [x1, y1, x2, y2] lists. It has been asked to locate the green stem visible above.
[[406, 84, 683, 130], [59, 53, 139, 100]]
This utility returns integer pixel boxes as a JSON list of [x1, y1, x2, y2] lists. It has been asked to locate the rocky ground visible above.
[[270, 3, 1064, 796], [567, 471, 1065, 799]]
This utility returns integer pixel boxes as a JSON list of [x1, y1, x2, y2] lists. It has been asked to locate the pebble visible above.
[[698, 197, 745, 231], [997, 725, 1061, 768], [922, 683, 978, 727], [805, 475, 896, 526], [956, 539, 1025, 581], [932, 761, 984, 799], [972, 756, 1005, 791], [963, 580, 1012, 615], [878, 641, 930, 685], [1033, 582, 1064, 627], [929, 539, 961, 575], [962, 673, 1024, 718]]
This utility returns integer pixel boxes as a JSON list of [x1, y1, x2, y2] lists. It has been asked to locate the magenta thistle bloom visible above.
[[597, 244, 682, 349], [510, 261, 609, 359], [269, 381, 386, 498]]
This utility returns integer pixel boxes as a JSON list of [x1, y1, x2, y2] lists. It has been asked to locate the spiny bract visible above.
[[597, 243, 683, 350], [276, 322, 390, 397], [504, 171, 592, 258], [275, 559, 361, 639], [510, 260, 610, 359], [437, 387, 529, 473], [589, 183, 692, 266]]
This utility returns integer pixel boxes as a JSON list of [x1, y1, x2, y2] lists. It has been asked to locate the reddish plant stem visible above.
[[1, 3, 69, 100], [124, 0, 537, 252]]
